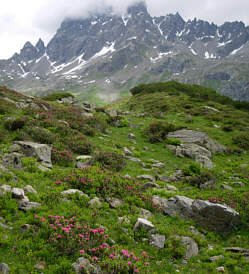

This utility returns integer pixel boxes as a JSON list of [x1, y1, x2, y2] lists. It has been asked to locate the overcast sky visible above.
[[0, 0, 249, 59]]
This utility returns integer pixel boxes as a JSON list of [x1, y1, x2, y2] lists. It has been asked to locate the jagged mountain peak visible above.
[[127, 1, 148, 15]]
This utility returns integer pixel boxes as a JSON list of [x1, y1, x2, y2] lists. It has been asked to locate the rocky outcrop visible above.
[[167, 130, 226, 168], [72, 257, 102, 274], [14, 141, 52, 167], [152, 195, 239, 233]]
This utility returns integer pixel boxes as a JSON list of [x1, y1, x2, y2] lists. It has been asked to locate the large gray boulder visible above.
[[167, 129, 226, 154], [152, 195, 239, 233], [14, 141, 52, 167]]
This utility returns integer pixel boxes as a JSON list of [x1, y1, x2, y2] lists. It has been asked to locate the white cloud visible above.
[[0, 0, 249, 59]]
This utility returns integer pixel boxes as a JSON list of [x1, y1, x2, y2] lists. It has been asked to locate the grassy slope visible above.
[[0, 83, 249, 273]]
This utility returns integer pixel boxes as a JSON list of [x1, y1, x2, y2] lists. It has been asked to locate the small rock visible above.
[[0, 263, 10, 274], [128, 133, 136, 140], [232, 182, 245, 188], [76, 155, 93, 161], [118, 216, 130, 224], [216, 266, 225, 272], [0, 185, 12, 193], [18, 201, 41, 211], [124, 174, 131, 180], [141, 182, 160, 191], [0, 222, 13, 230], [210, 255, 224, 262], [137, 175, 155, 182], [88, 197, 102, 209], [76, 161, 90, 169], [181, 237, 199, 261], [61, 189, 88, 197], [34, 262, 46, 270], [165, 185, 178, 191], [150, 234, 165, 249], [38, 164, 51, 172], [133, 218, 154, 233], [152, 162, 166, 168], [127, 157, 141, 163], [139, 208, 153, 219], [24, 185, 37, 195], [189, 226, 199, 235], [123, 147, 133, 156], [143, 146, 149, 151], [72, 257, 102, 273], [20, 224, 33, 232], [11, 188, 26, 200], [107, 198, 123, 208], [221, 184, 233, 191], [199, 180, 217, 190]]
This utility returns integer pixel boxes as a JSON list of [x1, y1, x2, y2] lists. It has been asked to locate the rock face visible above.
[[14, 141, 52, 167], [152, 195, 239, 233], [167, 130, 225, 168]]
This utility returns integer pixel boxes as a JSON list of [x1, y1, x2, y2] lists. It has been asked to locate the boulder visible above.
[[88, 197, 102, 209], [134, 218, 154, 233], [181, 237, 199, 262], [1, 153, 22, 170], [210, 255, 224, 262], [24, 185, 37, 195], [167, 129, 226, 154], [0, 263, 9, 274], [106, 198, 123, 208], [128, 133, 136, 140], [123, 147, 133, 156], [152, 195, 239, 233], [150, 234, 165, 249], [139, 208, 153, 219], [72, 257, 102, 274], [0, 185, 12, 193], [11, 188, 27, 200], [141, 182, 160, 191], [18, 201, 41, 211], [76, 155, 93, 161], [14, 141, 52, 166], [137, 175, 155, 182]]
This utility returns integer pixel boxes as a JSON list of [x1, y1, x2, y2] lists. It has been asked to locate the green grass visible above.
[[0, 82, 248, 273]]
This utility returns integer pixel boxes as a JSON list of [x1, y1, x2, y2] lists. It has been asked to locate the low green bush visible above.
[[233, 133, 249, 150], [4, 117, 26, 131]]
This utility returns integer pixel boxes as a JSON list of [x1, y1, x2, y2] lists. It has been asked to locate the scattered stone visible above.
[[150, 234, 165, 249], [9, 144, 22, 153], [76, 161, 90, 169], [139, 208, 153, 219], [152, 162, 166, 168], [152, 195, 239, 233], [118, 216, 130, 224], [14, 141, 52, 167], [157, 169, 184, 183], [165, 184, 178, 191], [240, 164, 248, 168], [38, 164, 51, 171], [0, 221, 13, 230], [127, 157, 141, 163], [141, 182, 160, 191], [24, 185, 37, 195], [107, 197, 123, 208], [143, 146, 149, 151], [216, 266, 225, 272], [88, 197, 102, 209], [1, 153, 23, 170], [181, 237, 199, 262], [124, 174, 131, 180], [204, 106, 220, 113], [189, 226, 199, 235], [11, 188, 26, 200], [76, 155, 93, 161], [133, 218, 154, 233], [0, 263, 10, 274], [221, 184, 233, 191], [199, 180, 217, 190], [225, 247, 249, 254], [61, 189, 88, 197], [232, 182, 245, 188], [18, 201, 41, 211], [137, 174, 155, 182], [210, 255, 224, 262], [123, 147, 133, 156], [128, 133, 136, 140], [20, 224, 33, 232], [72, 257, 102, 273], [34, 262, 46, 270], [0, 185, 12, 193]]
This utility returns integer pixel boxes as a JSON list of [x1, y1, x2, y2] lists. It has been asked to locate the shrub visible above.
[[93, 150, 126, 171], [66, 135, 93, 155], [51, 149, 74, 166], [144, 121, 179, 143], [42, 92, 74, 101], [24, 126, 57, 144], [183, 163, 202, 176], [4, 117, 26, 131], [187, 170, 216, 187], [233, 133, 249, 150], [165, 138, 181, 146]]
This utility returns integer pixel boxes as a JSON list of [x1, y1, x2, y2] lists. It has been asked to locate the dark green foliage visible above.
[[93, 150, 126, 171], [0, 99, 15, 114], [165, 138, 181, 146], [144, 121, 179, 143], [4, 117, 26, 131], [233, 133, 249, 150], [183, 163, 202, 176], [51, 149, 74, 166], [42, 92, 74, 101], [187, 170, 216, 187], [66, 134, 93, 154], [130, 81, 249, 112], [23, 126, 57, 144]]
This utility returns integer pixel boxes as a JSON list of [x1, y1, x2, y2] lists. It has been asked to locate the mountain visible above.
[[1, 1, 249, 102]]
